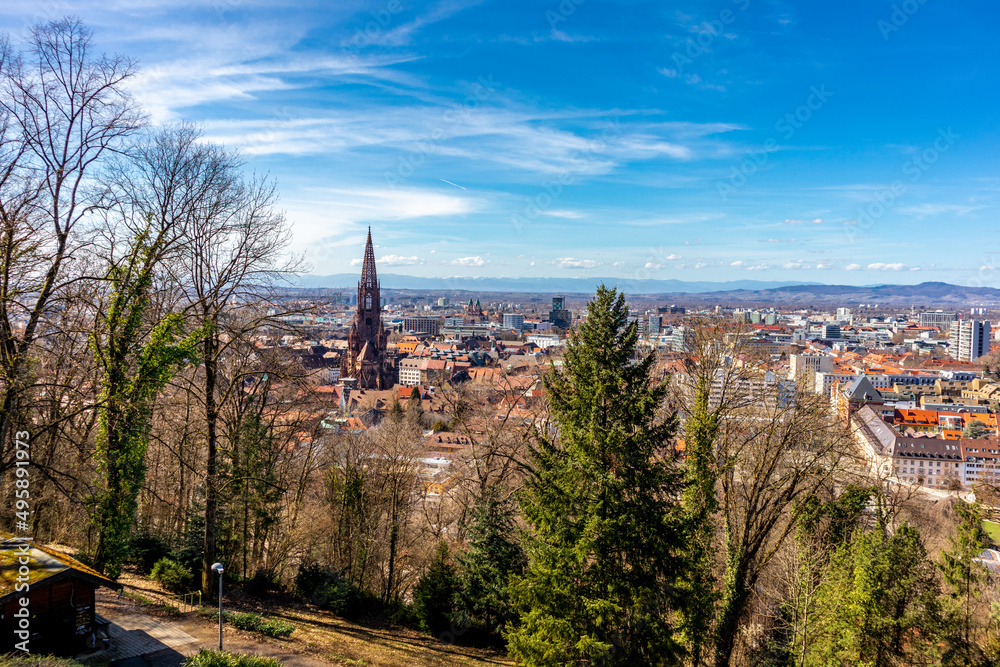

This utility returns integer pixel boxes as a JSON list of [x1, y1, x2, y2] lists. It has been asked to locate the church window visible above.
[[366, 317, 372, 326]]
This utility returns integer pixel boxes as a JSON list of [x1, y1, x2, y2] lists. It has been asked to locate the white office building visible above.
[[949, 319, 991, 361]]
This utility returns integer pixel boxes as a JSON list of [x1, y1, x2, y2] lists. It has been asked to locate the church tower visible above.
[[340, 227, 392, 389]]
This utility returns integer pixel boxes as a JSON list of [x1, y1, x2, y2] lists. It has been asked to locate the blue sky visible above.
[[2, 0, 998, 285]]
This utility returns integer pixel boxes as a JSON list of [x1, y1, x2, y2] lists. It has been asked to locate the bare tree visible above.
[[0, 18, 143, 471], [166, 147, 302, 595]]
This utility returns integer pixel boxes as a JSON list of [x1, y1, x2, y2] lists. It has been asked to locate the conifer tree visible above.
[[939, 501, 988, 665], [507, 285, 682, 666], [459, 493, 525, 634]]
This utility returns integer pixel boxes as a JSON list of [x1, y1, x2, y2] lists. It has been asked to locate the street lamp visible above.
[[211, 563, 224, 650]]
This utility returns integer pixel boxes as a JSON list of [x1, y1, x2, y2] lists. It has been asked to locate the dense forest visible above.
[[1, 18, 999, 667]]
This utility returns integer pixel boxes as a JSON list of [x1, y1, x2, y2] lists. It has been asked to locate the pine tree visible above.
[[939, 501, 988, 665], [459, 493, 525, 634], [506, 285, 683, 666], [414, 541, 460, 636]]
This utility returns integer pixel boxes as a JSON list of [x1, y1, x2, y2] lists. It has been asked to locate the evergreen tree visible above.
[[939, 501, 988, 665], [507, 285, 683, 666], [414, 541, 460, 636], [807, 521, 940, 666], [458, 493, 526, 634]]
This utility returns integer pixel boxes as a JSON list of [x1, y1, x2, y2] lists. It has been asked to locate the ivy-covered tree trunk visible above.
[[202, 324, 220, 598], [91, 224, 200, 577], [507, 285, 683, 667], [676, 378, 719, 665]]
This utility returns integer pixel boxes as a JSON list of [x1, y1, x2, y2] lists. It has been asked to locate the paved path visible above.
[[90, 608, 334, 667]]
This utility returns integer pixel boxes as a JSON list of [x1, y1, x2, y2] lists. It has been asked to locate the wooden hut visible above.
[[0, 536, 121, 655]]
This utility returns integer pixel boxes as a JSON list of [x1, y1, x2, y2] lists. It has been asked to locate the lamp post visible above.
[[211, 563, 224, 650]]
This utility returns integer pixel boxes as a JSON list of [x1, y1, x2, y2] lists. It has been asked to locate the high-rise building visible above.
[[920, 310, 956, 328], [949, 319, 991, 361], [340, 228, 393, 389], [548, 295, 572, 329], [403, 316, 441, 335], [503, 313, 525, 330]]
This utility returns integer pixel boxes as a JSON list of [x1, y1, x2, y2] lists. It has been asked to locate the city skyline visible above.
[[0, 1, 997, 284]]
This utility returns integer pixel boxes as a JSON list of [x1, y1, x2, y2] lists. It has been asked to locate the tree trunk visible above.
[[202, 329, 219, 598], [713, 555, 752, 667]]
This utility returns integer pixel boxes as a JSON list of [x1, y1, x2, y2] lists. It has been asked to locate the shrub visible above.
[[128, 533, 173, 574], [430, 420, 449, 432], [199, 610, 294, 638], [412, 541, 459, 636], [295, 563, 363, 619], [226, 611, 295, 638], [245, 569, 280, 597], [151, 557, 193, 593], [182, 650, 281, 667]]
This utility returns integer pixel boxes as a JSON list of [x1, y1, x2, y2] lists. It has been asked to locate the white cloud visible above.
[[842, 220, 858, 226], [543, 209, 585, 219], [816, 262, 831, 269], [380, 255, 422, 266], [666, 253, 682, 260], [613, 261, 627, 268], [746, 264, 769, 271], [452, 256, 487, 267], [845, 263, 861, 270], [645, 262, 663, 269], [783, 261, 808, 269], [553, 257, 600, 269], [694, 262, 707, 269], [783, 218, 824, 225], [285, 186, 480, 249], [866, 262, 906, 271], [350, 258, 363, 266], [731, 260, 744, 267]]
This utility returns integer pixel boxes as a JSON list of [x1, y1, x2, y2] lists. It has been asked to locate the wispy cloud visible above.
[[899, 203, 982, 219], [553, 257, 600, 269]]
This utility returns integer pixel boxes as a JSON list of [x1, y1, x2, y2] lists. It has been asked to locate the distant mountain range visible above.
[[292, 273, 823, 294], [663, 282, 1000, 306], [291, 275, 1000, 306]]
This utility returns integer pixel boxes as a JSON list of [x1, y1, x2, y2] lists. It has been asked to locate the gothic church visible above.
[[340, 228, 393, 389]]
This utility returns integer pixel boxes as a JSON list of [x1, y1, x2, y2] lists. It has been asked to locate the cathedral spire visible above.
[[360, 225, 378, 288]]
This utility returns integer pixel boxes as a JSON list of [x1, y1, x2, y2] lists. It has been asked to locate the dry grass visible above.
[[268, 604, 511, 667], [99, 571, 511, 667]]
